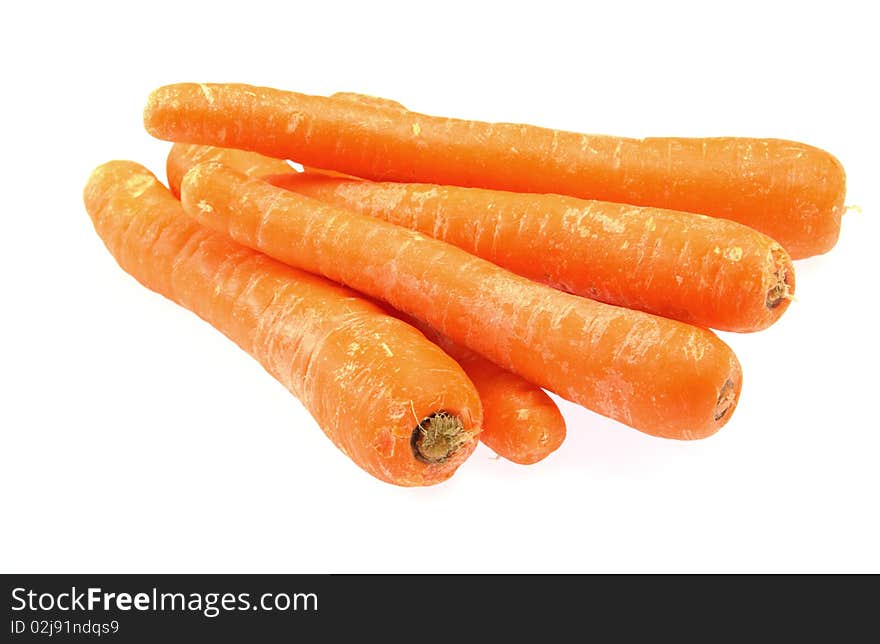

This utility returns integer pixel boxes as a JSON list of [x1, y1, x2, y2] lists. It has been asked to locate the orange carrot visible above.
[[167, 143, 566, 464], [166, 143, 292, 198], [300, 92, 407, 178], [83, 160, 482, 487], [144, 83, 847, 258], [180, 163, 742, 440], [274, 173, 794, 333]]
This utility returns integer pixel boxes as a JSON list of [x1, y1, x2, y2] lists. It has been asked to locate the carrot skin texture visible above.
[[144, 83, 846, 258], [300, 92, 407, 178], [181, 163, 742, 440], [272, 173, 794, 333], [83, 161, 481, 487], [167, 144, 565, 463], [167, 143, 292, 199], [329, 92, 406, 111]]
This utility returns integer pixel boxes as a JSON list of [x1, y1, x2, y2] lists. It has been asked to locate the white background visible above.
[[2, 1, 877, 573]]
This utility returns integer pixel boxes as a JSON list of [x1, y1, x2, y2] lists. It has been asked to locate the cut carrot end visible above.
[[714, 379, 737, 422], [765, 246, 795, 310], [411, 411, 475, 465]]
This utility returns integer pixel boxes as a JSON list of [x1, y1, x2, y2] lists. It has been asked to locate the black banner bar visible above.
[[3, 573, 869, 641]]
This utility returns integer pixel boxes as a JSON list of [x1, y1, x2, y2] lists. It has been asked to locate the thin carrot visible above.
[[144, 83, 847, 258], [167, 143, 566, 464], [180, 162, 742, 440], [83, 160, 482, 487]]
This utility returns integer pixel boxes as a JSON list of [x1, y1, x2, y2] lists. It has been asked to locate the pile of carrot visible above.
[[83, 83, 847, 486]]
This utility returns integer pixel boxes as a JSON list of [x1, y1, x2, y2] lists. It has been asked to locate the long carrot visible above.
[[277, 173, 795, 333], [167, 142, 567, 464], [144, 83, 846, 258], [179, 162, 742, 440], [83, 161, 482, 487]]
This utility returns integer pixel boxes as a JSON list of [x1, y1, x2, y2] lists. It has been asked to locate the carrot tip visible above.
[[411, 411, 475, 464], [714, 379, 737, 422]]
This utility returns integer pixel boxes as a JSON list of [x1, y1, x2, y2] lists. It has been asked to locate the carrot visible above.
[[277, 173, 795, 333], [166, 143, 292, 198], [167, 143, 567, 464], [179, 162, 742, 440], [299, 92, 407, 179], [144, 83, 847, 258], [171, 142, 793, 333], [83, 160, 482, 487]]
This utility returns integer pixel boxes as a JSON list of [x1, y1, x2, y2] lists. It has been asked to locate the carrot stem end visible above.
[[765, 247, 794, 309], [714, 379, 737, 422], [411, 411, 473, 464]]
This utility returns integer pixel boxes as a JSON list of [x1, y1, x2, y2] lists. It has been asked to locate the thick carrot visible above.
[[83, 161, 482, 487], [166, 143, 292, 198], [180, 163, 742, 440], [167, 143, 566, 464], [144, 83, 846, 258]]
